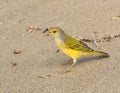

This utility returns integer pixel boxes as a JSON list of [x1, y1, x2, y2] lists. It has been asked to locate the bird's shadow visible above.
[[67, 55, 109, 65]]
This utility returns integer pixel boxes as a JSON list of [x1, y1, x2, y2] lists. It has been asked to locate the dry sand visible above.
[[0, 0, 120, 93]]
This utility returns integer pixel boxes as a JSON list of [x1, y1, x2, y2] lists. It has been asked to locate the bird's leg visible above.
[[58, 59, 77, 74], [58, 59, 73, 66], [67, 58, 77, 69]]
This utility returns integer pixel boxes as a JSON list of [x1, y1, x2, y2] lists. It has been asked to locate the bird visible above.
[[43, 27, 109, 73]]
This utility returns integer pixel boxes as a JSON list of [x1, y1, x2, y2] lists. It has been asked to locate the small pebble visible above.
[[11, 62, 17, 67], [13, 49, 21, 54]]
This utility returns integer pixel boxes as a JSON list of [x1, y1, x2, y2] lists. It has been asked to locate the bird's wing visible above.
[[64, 35, 94, 52]]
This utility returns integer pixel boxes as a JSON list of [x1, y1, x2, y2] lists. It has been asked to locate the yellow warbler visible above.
[[43, 27, 109, 68]]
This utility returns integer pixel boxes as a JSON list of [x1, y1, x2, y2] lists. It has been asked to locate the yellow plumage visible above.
[[43, 27, 109, 68]]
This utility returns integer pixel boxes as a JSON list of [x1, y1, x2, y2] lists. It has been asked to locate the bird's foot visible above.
[[58, 62, 72, 66], [57, 68, 73, 74]]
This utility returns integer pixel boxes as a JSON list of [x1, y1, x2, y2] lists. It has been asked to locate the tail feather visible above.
[[92, 51, 109, 57]]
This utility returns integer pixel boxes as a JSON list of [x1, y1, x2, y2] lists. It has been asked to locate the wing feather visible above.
[[64, 35, 94, 52]]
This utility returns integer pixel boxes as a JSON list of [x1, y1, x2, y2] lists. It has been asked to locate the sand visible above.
[[0, 0, 120, 93]]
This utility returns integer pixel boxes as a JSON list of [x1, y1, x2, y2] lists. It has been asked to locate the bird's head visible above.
[[43, 27, 64, 37]]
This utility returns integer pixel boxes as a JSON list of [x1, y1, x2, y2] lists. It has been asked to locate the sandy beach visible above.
[[0, 0, 120, 93]]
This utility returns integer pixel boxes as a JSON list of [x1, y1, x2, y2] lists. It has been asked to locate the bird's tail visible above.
[[91, 51, 109, 57]]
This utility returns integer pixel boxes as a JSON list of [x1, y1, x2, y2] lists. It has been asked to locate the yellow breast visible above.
[[55, 40, 81, 59]]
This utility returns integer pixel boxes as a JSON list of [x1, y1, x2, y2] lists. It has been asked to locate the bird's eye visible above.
[[53, 31, 56, 33]]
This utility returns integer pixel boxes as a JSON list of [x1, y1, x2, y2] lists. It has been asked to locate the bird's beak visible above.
[[43, 28, 50, 36], [43, 28, 49, 33]]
